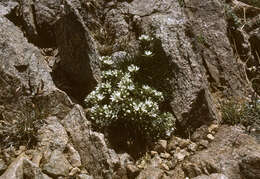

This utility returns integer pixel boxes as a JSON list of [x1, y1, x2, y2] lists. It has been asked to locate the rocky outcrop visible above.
[[0, 0, 259, 178], [133, 125, 260, 179], [0, 4, 129, 178], [3, 0, 254, 129], [182, 125, 260, 178], [0, 13, 72, 148]]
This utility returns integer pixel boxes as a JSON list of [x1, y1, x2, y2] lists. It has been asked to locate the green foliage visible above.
[[196, 34, 206, 45], [221, 97, 260, 127], [177, 0, 186, 7], [84, 55, 175, 145], [224, 4, 242, 28], [0, 100, 45, 148]]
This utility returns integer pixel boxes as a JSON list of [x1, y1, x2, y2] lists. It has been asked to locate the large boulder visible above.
[[0, 14, 72, 148], [61, 105, 125, 178], [0, 8, 127, 178], [182, 125, 260, 179]]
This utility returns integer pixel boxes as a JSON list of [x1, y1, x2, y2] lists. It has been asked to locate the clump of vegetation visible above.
[[0, 100, 45, 148], [224, 4, 242, 28], [196, 34, 207, 45], [84, 53, 175, 150], [221, 96, 260, 127], [0, 81, 46, 149]]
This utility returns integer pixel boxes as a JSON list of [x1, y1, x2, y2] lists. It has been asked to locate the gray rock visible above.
[[136, 167, 164, 179], [37, 116, 68, 152], [0, 153, 27, 179], [182, 126, 260, 178], [42, 150, 72, 177], [206, 134, 215, 141], [0, 15, 72, 148], [154, 140, 167, 153], [0, 159, 7, 173], [160, 153, 171, 159], [187, 143, 198, 152], [239, 152, 260, 179], [77, 174, 94, 179], [8, 0, 252, 132], [0, 154, 50, 179], [54, 0, 101, 101], [61, 105, 121, 177], [174, 149, 189, 162], [192, 173, 228, 179], [23, 159, 52, 179], [126, 0, 220, 128], [66, 144, 82, 168], [126, 164, 140, 178], [69, 167, 80, 176], [0, 1, 18, 16]]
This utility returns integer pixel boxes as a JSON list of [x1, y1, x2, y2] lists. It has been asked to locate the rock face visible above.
[[181, 126, 260, 179], [0, 0, 260, 178], [0, 3, 129, 178], [133, 125, 260, 179], [2, 0, 254, 129]]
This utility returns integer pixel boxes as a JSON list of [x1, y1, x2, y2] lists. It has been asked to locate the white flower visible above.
[[133, 102, 140, 112], [145, 99, 153, 107], [103, 104, 108, 110], [144, 50, 153, 56], [104, 59, 114, 65], [139, 34, 153, 41], [127, 85, 135, 91], [96, 94, 104, 101], [100, 56, 114, 65], [151, 113, 157, 118], [110, 91, 122, 102], [103, 70, 112, 76], [128, 64, 139, 72], [142, 85, 150, 90]]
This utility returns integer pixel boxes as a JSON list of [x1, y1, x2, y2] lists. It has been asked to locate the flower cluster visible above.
[[84, 56, 175, 142], [139, 35, 154, 57], [139, 34, 154, 41]]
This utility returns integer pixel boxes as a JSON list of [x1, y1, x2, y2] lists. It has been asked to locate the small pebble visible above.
[[207, 134, 215, 141]]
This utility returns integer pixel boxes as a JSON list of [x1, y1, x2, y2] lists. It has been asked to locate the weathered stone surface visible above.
[[182, 126, 260, 179], [66, 143, 81, 168], [61, 105, 121, 177], [0, 1, 18, 16], [77, 174, 94, 179], [0, 0, 259, 178], [42, 150, 72, 177], [23, 159, 52, 179], [6, 0, 252, 131], [0, 153, 27, 179], [192, 173, 228, 179], [239, 152, 260, 179], [53, 0, 101, 101], [37, 116, 68, 152], [154, 140, 167, 153], [123, 0, 220, 129], [126, 164, 140, 178], [136, 167, 164, 179], [0, 153, 51, 179], [0, 14, 72, 147], [69, 167, 80, 176], [0, 159, 7, 174]]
